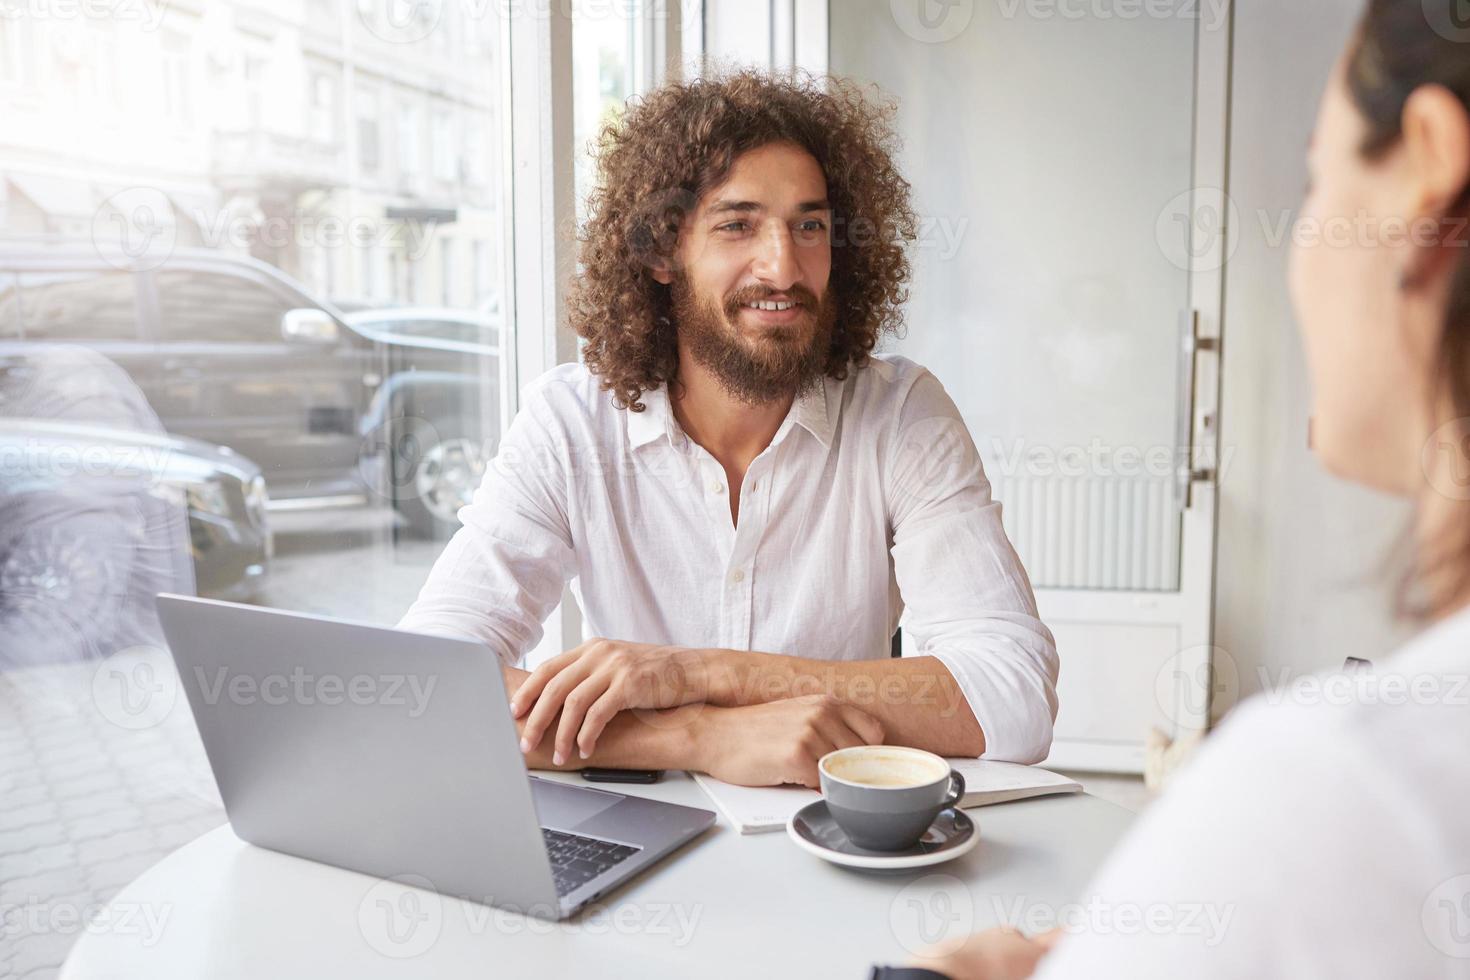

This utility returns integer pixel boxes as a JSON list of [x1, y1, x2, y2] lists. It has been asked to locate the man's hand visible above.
[[691, 695, 884, 788], [908, 927, 1063, 980], [512, 638, 730, 764]]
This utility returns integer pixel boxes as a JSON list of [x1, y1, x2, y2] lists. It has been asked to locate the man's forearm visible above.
[[503, 665, 705, 772], [707, 651, 985, 757]]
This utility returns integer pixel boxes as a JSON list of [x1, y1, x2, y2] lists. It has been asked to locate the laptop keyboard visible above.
[[542, 828, 642, 895]]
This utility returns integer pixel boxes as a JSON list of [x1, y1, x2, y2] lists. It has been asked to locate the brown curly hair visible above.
[[569, 67, 918, 412]]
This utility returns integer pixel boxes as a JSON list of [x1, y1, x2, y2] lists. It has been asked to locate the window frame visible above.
[[503, 0, 700, 658]]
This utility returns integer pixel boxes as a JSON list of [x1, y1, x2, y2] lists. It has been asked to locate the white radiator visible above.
[[992, 473, 1182, 592]]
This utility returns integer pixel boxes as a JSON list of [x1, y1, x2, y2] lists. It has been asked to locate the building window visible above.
[[359, 245, 377, 301], [432, 109, 457, 183], [310, 71, 339, 143], [314, 245, 335, 299], [82, 26, 119, 110], [463, 120, 485, 188], [244, 56, 265, 131], [161, 33, 193, 128], [439, 237, 454, 306], [472, 239, 489, 302], [357, 88, 381, 175], [0, 18, 33, 86], [396, 103, 421, 183]]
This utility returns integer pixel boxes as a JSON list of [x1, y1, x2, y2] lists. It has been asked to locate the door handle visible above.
[[1175, 309, 1220, 510]]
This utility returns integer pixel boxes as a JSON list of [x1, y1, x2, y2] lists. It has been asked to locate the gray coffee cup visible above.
[[818, 746, 966, 851]]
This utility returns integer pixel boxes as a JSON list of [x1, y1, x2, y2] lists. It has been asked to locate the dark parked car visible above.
[[0, 241, 499, 536], [0, 347, 271, 668]]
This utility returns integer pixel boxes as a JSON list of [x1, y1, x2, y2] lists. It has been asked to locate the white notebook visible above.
[[691, 760, 1082, 835]]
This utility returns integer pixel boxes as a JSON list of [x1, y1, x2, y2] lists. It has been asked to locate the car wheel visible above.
[[0, 519, 127, 667], [391, 426, 487, 538]]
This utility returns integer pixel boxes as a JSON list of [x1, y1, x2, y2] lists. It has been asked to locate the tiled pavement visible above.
[[0, 658, 226, 980], [0, 519, 445, 980]]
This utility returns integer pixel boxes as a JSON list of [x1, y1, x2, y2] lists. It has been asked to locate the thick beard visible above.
[[670, 274, 837, 406]]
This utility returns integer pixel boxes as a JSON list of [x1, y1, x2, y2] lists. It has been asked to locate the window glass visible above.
[[153, 270, 295, 345], [1, 8, 513, 975], [17, 270, 140, 343], [0, 273, 21, 338], [572, 0, 643, 222]]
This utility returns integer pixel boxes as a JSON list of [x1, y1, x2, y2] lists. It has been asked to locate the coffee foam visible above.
[[823, 748, 948, 788]]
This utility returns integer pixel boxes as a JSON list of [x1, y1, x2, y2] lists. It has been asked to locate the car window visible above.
[[0, 273, 18, 339], [16, 270, 141, 342], [401, 318, 479, 343], [153, 269, 297, 344]]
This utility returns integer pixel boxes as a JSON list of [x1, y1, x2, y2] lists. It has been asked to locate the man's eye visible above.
[[717, 221, 749, 233], [798, 220, 827, 233]]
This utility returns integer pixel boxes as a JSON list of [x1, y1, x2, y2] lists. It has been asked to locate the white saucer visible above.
[[785, 800, 978, 871]]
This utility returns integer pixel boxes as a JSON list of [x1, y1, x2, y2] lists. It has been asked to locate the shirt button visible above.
[[710, 481, 725, 494], [731, 569, 745, 583]]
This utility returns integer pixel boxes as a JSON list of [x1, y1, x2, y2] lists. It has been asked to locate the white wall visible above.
[[1214, 0, 1414, 714], [702, 0, 1420, 729]]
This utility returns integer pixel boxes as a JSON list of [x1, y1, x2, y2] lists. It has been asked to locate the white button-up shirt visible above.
[[1033, 608, 1470, 978], [399, 354, 1059, 762]]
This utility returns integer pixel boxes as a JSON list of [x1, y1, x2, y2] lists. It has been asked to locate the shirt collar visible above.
[[626, 384, 678, 450], [786, 376, 834, 448], [624, 377, 835, 452]]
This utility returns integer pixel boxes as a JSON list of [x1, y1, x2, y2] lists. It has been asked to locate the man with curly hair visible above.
[[401, 69, 1057, 788]]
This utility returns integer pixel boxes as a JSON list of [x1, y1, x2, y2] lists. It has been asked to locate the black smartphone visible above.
[[580, 767, 664, 784]]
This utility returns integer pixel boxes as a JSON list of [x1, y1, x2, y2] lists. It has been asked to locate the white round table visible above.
[[60, 772, 1135, 979]]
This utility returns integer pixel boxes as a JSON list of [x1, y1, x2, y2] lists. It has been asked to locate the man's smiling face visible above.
[[654, 141, 838, 404]]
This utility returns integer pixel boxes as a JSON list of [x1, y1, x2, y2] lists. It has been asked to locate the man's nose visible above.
[[750, 225, 802, 292]]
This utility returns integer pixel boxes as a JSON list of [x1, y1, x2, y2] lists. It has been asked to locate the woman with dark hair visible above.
[[884, 2, 1470, 977]]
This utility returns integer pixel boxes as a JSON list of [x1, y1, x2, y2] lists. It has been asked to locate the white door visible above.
[[797, 0, 1232, 772]]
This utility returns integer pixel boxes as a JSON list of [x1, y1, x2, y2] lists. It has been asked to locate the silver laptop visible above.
[[155, 594, 715, 920]]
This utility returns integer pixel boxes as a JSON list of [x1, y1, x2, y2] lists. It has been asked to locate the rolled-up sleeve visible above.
[[886, 370, 1059, 763], [397, 382, 577, 666]]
